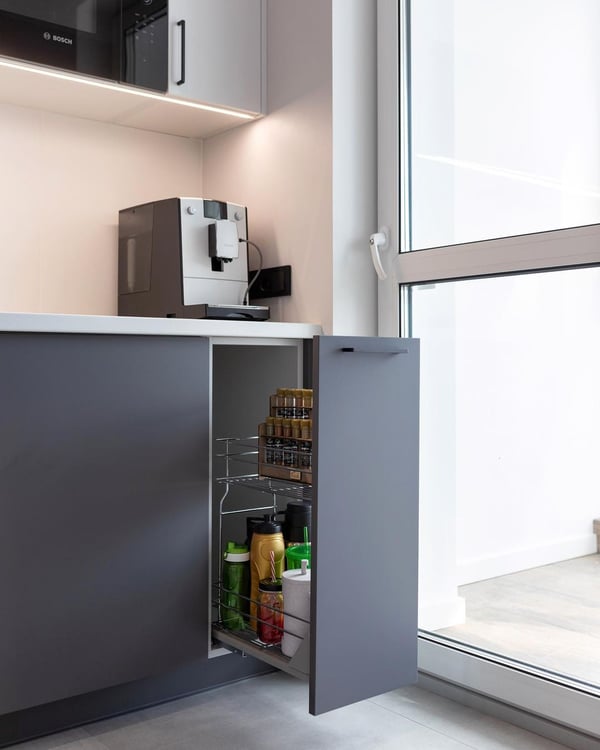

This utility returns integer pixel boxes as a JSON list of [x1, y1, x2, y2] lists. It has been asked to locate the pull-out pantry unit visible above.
[[209, 334, 420, 715]]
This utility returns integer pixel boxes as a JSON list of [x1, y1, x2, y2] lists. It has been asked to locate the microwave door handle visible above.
[[177, 19, 186, 85]]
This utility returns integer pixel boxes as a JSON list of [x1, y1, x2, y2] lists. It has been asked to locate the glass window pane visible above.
[[410, 0, 600, 250], [411, 266, 600, 686]]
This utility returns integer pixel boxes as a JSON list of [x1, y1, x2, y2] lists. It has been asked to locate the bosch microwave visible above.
[[0, 0, 168, 92]]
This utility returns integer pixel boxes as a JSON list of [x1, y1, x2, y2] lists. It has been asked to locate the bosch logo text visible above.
[[43, 31, 73, 45]]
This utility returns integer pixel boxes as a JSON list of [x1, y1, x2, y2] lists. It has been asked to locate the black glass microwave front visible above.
[[0, 0, 168, 92]]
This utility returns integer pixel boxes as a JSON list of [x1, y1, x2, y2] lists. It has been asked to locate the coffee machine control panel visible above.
[[180, 198, 249, 307]]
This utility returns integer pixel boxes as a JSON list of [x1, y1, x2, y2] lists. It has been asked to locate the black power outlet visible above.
[[248, 265, 292, 300]]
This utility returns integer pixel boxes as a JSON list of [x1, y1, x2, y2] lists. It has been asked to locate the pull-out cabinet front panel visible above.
[[310, 335, 419, 714]]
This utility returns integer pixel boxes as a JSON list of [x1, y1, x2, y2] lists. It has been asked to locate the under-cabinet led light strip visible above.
[[0, 58, 257, 120]]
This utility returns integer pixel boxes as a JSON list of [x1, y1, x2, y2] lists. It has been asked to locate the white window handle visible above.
[[369, 226, 390, 280]]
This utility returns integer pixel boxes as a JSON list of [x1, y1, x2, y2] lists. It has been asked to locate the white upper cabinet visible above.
[[168, 0, 264, 114]]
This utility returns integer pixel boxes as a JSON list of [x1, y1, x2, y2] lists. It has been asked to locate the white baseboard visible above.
[[457, 534, 597, 585]]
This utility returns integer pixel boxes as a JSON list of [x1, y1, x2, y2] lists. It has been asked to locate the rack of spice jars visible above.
[[258, 387, 313, 485], [211, 435, 312, 680]]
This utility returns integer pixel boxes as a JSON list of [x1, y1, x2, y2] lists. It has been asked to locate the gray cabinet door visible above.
[[310, 335, 419, 715], [0, 333, 210, 714]]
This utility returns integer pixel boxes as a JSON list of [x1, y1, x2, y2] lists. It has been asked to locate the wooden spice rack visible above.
[[258, 389, 313, 485]]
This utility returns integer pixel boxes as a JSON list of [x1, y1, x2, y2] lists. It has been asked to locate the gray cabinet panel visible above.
[[310, 336, 419, 715], [0, 333, 210, 714]]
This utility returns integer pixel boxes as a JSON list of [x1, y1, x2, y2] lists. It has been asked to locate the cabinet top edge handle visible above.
[[339, 347, 408, 355]]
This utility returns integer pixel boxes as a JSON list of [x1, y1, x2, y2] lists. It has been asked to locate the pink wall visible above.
[[203, 0, 333, 330], [0, 103, 203, 314]]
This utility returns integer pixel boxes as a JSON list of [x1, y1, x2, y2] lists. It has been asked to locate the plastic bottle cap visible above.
[[282, 567, 311, 582], [259, 578, 282, 592], [224, 541, 250, 562], [285, 500, 312, 515], [256, 514, 283, 534], [225, 551, 250, 562]]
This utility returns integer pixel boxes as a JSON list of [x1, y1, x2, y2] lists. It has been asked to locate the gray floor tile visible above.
[[81, 673, 572, 750], [13, 673, 576, 750], [371, 684, 477, 725], [458, 719, 571, 750], [85, 673, 419, 750], [370, 686, 570, 749], [15, 728, 109, 750]]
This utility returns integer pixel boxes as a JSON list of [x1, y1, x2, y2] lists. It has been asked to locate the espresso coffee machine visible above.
[[118, 197, 269, 320]]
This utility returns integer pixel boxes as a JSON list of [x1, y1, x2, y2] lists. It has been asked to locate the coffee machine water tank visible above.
[[118, 197, 269, 320]]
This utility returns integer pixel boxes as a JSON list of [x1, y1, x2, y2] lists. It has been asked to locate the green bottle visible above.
[[221, 542, 250, 630]]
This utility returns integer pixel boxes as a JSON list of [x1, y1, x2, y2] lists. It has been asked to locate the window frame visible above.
[[376, 0, 600, 737]]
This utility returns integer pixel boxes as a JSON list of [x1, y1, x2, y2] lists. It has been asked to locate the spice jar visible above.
[[292, 388, 303, 416], [300, 419, 311, 440], [299, 441, 312, 469], [272, 436, 283, 465], [275, 388, 287, 417], [284, 439, 298, 467], [284, 389, 294, 417], [257, 578, 284, 645], [301, 388, 313, 413], [265, 435, 275, 464]]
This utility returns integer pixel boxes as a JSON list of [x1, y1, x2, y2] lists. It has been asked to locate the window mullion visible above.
[[396, 222, 600, 285]]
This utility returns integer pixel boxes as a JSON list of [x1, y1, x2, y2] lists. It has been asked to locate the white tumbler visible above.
[[281, 559, 311, 658]]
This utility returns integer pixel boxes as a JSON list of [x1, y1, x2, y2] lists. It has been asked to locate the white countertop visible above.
[[0, 312, 322, 340]]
